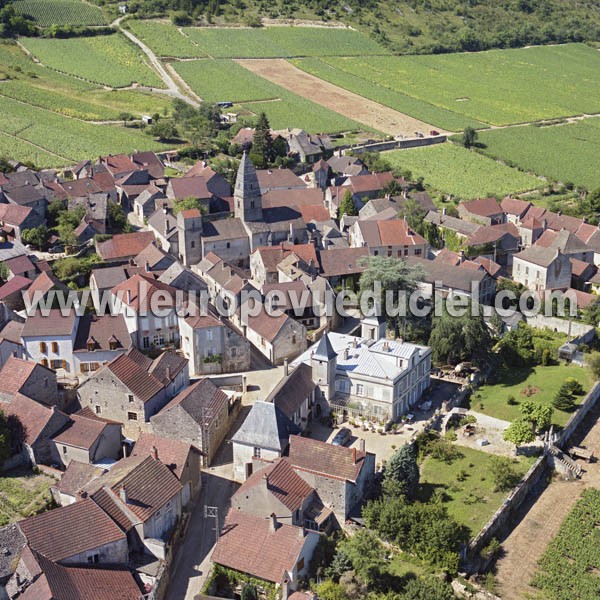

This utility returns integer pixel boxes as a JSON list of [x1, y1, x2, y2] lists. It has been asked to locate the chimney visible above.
[[281, 578, 290, 600], [126, 289, 131, 305], [151, 445, 158, 460], [144, 261, 150, 272], [269, 513, 278, 532], [164, 218, 169, 233], [165, 366, 171, 381], [283, 359, 289, 377], [352, 447, 357, 463], [343, 347, 349, 360], [120, 486, 128, 504], [459, 250, 465, 264], [359, 438, 366, 452]]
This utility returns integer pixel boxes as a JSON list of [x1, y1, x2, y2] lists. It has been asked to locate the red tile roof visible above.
[[0, 203, 33, 225], [21, 553, 142, 600], [212, 509, 308, 583], [318, 247, 368, 278], [111, 273, 176, 311], [102, 154, 137, 176], [0, 275, 31, 299], [2, 394, 58, 445], [96, 231, 155, 261], [89, 455, 182, 524], [105, 348, 163, 403], [460, 197, 503, 218], [19, 498, 126, 562], [52, 413, 111, 450], [262, 188, 323, 209], [169, 176, 211, 200], [298, 204, 330, 222], [0, 357, 42, 397], [288, 435, 368, 482], [21, 309, 77, 338], [159, 378, 228, 425], [377, 219, 426, 246], [348, 172, 394, 194], [235, 459, 314, 512], [133, 432, 194, 479], [501, 197, 531, 217], [253, 243, 318, 273], [55, 460, 105, 497], [256, 168, 306, 191], [242, 308, 290, 343]]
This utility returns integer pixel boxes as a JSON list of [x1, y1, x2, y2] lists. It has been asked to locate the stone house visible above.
[[350, 217, 428, 258], [512, 247, 572, 291], [317, 246, 369, 287], [458, 197, 505, 225], [179, 312, 251, 377], [231, 400, 300, 481], [150, 377, 230, 467], [212, 509, 321, 591], [132, 184, 165, 223], [18, 498, 129, 565], [343, 172, 396, 203], [535, 228, 593, 262], [51, 408, 122, 468], [249, 242, 318, 288], [231, 458, 333, 532], [265, 362, 316, 432], [52, 460, 106, 506], [293, 323, 432, 423], [133, 432, 202, 507], [0, 203, 44, 244], [288, 435, 375, 524], [256, 168, 307, 194], [84, 455, 183, 559], [147, 205, 179, 255], [238, 304, 307, 365], [0, 356, 59, 406], [424, 210, 482, 244], [133, 242, 176, 273], [4, 255, 37, 280], [0, 319, 24, 368], [183, 162, 232, 198], [110, 273, 180, 350], [95, 231, 156, 264], [2, 394, 70, 466], [89, 264, 144, 314], [463, 223, 520, 263], [76, 348, 188, 439], [287, 129, 332, 163], [501, 197, 532, 224]]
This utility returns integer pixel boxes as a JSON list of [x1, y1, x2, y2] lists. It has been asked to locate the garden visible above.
[[383, 143, 542, 199], [472, 364, 593, 427], [0, 467, 55, 526], [417, 442, 535, 536], [531, 488, 600, 600]]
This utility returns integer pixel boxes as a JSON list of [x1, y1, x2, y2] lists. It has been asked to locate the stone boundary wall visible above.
[[525, 314, 595, 344], [341, 135, 446, 155], [557, 381, 600, 447], [468, 380, 600, 558]]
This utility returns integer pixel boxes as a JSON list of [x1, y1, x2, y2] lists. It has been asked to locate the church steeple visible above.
[[234, 151, 263, 222]]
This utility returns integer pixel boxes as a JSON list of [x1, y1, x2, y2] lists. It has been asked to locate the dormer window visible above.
[[86, 337, 96, 352], [108, 337, 118, 351]]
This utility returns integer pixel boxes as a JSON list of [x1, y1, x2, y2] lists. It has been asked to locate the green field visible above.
[[384, 143, 542, 199], [126, 20, 206, 58], [175, 59, 369, 133], [472, 365, 594, 426], [307, 44, 600, 126], [182, 25, 389, 58], [477, 119, 600, 190], [532, 488, 600, 600], [293, 57, 486, 132], [12, 0, 106, 26], [21, 34, 164, 88], [419, 446, 534, 535], [0, 95, 174, 166]]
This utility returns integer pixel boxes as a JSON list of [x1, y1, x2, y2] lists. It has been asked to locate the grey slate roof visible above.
[[231, 401, 300, 452], [313, 333, 337, 361], [265, 363, 317, 419]]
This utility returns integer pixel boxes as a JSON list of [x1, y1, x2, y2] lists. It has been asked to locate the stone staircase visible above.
[[546, 444, 583, 479]]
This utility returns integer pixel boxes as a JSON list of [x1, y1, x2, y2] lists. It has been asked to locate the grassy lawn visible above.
[[472, 364, 594, 426], [418, 446, 535, 536], [0, 467, 55, 525]]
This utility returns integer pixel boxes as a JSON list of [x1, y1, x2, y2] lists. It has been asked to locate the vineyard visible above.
[[292, 57, 485, 132], [477, 119, 600, 190], [383, 143, 542, 199], [126, 20, 206, 58], [174, 58, 367, 133], [21, 34, 165, 88], [531, 488, 600, 600], [304, 43, 600, 126], [12, 0, 106, 27], [0, 95, 174, 166], [182, 25, 389, 58]]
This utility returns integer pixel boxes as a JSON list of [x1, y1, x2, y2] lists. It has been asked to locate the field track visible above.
[[236, 58, 446, 137]]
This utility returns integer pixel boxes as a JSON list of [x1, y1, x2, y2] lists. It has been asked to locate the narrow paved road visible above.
[[167, 471, 239, 599]]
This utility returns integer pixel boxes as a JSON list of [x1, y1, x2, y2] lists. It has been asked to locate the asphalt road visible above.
[[167, 471, 239, 599]]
